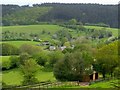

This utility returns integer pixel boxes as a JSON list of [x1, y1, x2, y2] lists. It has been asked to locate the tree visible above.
[[9, 56, 19, 68], [19, 53, 30, 65], [48, 51, 64, 68], [55, 29, 72, 45], [63, 41, 71, 48], [20, 59, 40, 85], [93, 41, 118, 79], [33, 51, 48, 66], [19, 44, 42, 55], [1, 43, 19, 56], [69, 19, 77, 25], [54, 50, 93, 81]]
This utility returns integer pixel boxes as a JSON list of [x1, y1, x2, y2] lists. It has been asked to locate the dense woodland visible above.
[[1, 3, 118, 28]]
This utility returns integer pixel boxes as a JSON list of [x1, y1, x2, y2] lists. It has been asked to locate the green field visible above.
[[2, 25, 77, 40], [0, 56, 10, 63], [1, 41, 40, 48], [1, 24, 119, 87], [1, 56, 56, 85], [2, 68, 56, 85], [2, 25, 118, 40]]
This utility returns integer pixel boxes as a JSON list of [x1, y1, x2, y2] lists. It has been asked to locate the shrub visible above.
[[19, 44, 42, 55], [1, 43, 19, 56], [9, 56, 19, 68], [20, 59, 40, 85]]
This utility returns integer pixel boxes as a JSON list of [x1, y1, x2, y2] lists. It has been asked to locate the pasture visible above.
[[1, 41, 40, 48], [1, 24, 119, 88], [1, 56, 56, 85], [2, 68, 56, 85]]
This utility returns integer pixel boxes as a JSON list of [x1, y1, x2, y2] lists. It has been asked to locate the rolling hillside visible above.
[[3, 6, 52, 25], [2, 3, 118, 28]]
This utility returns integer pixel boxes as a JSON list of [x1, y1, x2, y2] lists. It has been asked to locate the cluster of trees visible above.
[[93, 41, 119, 79], [60, 22, 113, 39], [2, 31, 40, 41], [2, 39, 119, 86], [54, 44, 93, 81], [52, 29, 72, 45], [2, 3, 118, 27], [0, 43, 42, 56], [54, 40, 119, 81], [1, 43, 19, 56]]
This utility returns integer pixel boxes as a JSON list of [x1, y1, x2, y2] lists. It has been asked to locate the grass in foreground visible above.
[[52, 79, 117, 88], [2, 68, 56, 85]]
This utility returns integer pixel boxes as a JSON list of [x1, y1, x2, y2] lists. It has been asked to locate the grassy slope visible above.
[[2, 68, 55, 85], [1, 25, 118, 86], [3, 7, 52, 24], [1, 41, 40, 48], [2, 25, 78, 40], [1, 56, 55, 85], [2, 25, 118, 39]]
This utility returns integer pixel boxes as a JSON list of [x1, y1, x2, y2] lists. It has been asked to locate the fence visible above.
[[2, 81, 80, 89]]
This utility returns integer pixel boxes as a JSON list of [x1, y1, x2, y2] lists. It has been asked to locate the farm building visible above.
[[82, 71, 98, 82], [49, 46, 56, 50]]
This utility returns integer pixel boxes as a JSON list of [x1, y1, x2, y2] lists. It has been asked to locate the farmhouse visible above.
[[49, 46, 56, 50], [82, 71, 98, 82], [59, 46, 66, 51]]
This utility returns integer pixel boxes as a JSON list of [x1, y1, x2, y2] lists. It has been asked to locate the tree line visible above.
[[2, 3, 118, 28]]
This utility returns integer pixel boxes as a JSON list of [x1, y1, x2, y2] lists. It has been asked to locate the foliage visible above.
[[2, 60, 11, 70], [53, 29, 72, 45], [68, 19, 77, 25], [3, 6, 52, 26], [1, 43, 19, 56], [48, 51, 64, 68], [19, 44, 42, 55], [33, 51, 49, 66], [54, 49, 93, 81], [20, 59, 40, 85], [93, 41, 118, 78], [9, 56, 19, 68], [19, 53, 30, 65]]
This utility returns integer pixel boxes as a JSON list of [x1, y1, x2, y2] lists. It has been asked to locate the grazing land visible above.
[[1, 41, 40, 47]]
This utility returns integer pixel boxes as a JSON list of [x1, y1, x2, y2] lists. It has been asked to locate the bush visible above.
[[2, 60, 11, 70], [20, 59, 40, 85], [1, 43, 19, 56], [48, 51, 64, 68], [9, 56, 19, 68], [33, 51, 49, 67], [19, 44, 42, 55], [19, 53, 30, 65]]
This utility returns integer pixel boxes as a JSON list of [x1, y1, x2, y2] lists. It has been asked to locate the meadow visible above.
[[1, 41, 40, 48], [2, 68, 56, 85], [1, 56, 56, 85], [1, 24, 119, 88], [2, 25, 77, 40]]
